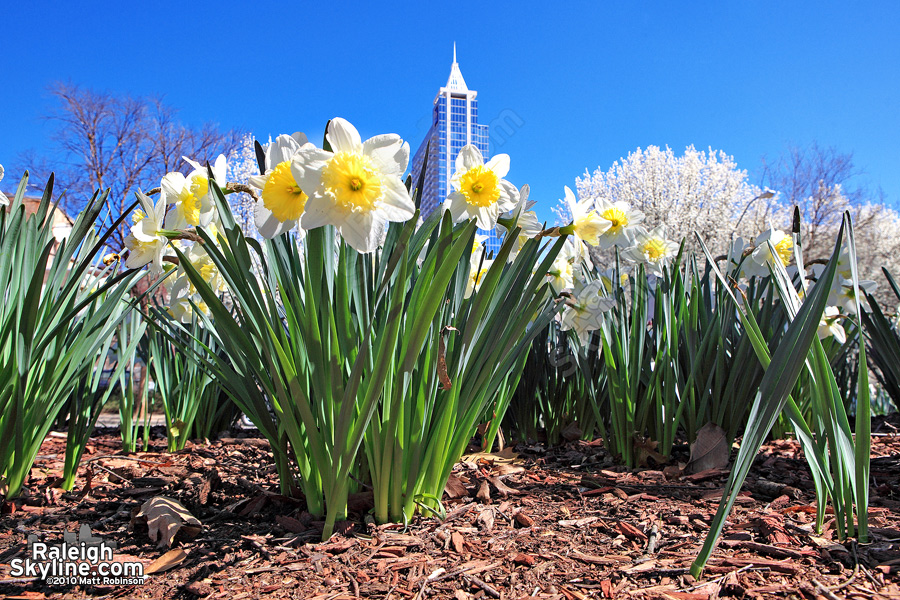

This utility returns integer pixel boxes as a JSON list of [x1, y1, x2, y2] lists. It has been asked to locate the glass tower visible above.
[[410, 46, 500, 253]]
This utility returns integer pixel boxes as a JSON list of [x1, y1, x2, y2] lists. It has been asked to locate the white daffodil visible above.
[[817, 306, 847, 344], [828, 278, 877, 315], [561, 186, 605, 247], [497, 184, 542, 261], [292, 118, 415, 253], [547, 254, 575, 292], [466, 256, 493, 299], [560, 279, 616, 344], [0, 164, 9, 207], [123, 191, 168, 275], [162, 155, 227, 231], [621, 226, 680, 276], [744, 227, 793, 278], [726, 237, 751, 277], [178, 241, 226, 295], [546, 239, 589, 292], [249, 133, 310, 238], [445, 145, 518, 230], [168, 275, 210, 323], [595, 199, 644, 249]]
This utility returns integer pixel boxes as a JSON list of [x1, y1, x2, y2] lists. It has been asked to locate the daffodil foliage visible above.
[[0, 172, 142, 499]]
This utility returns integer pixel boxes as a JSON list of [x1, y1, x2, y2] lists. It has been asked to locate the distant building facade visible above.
[[410, 46, 500, 253]]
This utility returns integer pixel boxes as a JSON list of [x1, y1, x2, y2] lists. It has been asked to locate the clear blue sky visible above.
[[2, 1, 898, 225]]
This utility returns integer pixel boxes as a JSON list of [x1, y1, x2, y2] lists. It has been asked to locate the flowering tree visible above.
[[225, 132, 260, 237], [569, 145, 772, 256]]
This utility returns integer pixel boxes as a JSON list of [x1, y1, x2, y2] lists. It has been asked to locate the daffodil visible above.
[[162, 155, 227, 230], [595, 199, 644, 249], [291, 118, 415, 253], [560, 186, 606, 247], [546, 239, 590, 292], [497, 184, 542, 261], [743, 227, 793, 278], [828, 278, 877, 315], [445, 145, 518, 230], [817, 306, 847, 344], [168, 275, 211, 323], [249, 133, 310, 238], [621, 226, 680, 276], [560, 279, 616, 343], [123, 190, 168, 275], [0, 165, 9, 207]]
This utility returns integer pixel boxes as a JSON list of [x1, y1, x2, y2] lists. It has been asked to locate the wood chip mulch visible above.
[[0, 414, 898, 600]]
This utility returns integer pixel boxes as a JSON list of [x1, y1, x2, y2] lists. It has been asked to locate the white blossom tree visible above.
[[225, 132, 260, 238], [568, 146, 774, 257]]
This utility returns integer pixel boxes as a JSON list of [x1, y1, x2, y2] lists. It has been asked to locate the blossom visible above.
[[168, 275, 210, 323], [162, 155, 227, 230], [292, 118, 415, 253], [594, 199, 644, 249], [547, 254, 575, 292], [0, 164, 8, 207], [561, 186, 605, 246], [497, 184, 542, 261], [817, 306, 847, 344], [572, 145, 769, 256], [828, 278, 877, 315], [546, 239, 591, 292], [560, 279, 616, 343], [123, 191, 168, 275], [744, 227, 793, 278], [621, 226, 680, 276], [249, 133, 310, 238], [445, 145, 518, 230]]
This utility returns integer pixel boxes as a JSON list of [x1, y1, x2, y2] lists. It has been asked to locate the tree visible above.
[[759, 143, 888, 260], [18, 82, 245, 249], [571, 145, 770, 257]]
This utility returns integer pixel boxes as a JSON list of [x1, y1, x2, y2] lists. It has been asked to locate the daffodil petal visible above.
[[340, 210, 385, 253], [485, 153, 510, 179], [456, 145, 484, 173], [291, 145, 331, 198], [362, 135, 408, 175], [327, 118, 362, 154], [379, 175, 416, 222], [254, 201, 297, 239]]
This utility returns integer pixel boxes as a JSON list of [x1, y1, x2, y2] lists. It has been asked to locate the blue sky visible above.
[[2, 1, 898, 225]]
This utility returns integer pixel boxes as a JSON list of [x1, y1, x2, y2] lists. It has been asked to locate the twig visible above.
[[463, 574, 501, 598], [645, 522, 659, 555], [813, 580, 843, 600]]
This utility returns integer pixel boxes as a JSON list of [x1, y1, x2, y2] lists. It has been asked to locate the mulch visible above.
[[1, 416, 898, 600]]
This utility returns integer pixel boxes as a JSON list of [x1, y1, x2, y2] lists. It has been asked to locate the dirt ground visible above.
[[1, 417, 898, 600]]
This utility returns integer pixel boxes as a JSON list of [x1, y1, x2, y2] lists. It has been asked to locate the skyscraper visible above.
[[409, 45, 500, 252]]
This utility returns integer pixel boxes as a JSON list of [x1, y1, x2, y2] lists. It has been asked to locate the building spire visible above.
[[445, 42, 468, 92]]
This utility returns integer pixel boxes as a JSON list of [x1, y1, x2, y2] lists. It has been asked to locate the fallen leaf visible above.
[[476, 480, 491, 502], [136, 496, 202, 548], [687, 423, 729, 473], [634, 436, 668, 466], [477, 508, 494, 531], [444, 474, 469, 499], [145, 548, 187, 574]]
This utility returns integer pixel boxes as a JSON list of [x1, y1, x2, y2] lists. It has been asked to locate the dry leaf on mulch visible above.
[[135, 496, 202, 548]]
